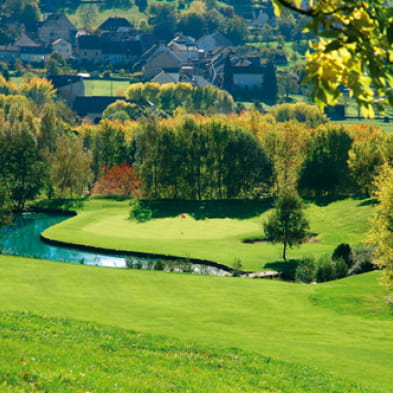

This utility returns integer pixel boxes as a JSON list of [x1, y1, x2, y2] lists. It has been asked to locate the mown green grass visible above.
[[84, 79, 131, 97], [67, 4, 147, 30], [0, 256, 392, 391], [0, 310, 383, 393], [42, 197, 375, 271]]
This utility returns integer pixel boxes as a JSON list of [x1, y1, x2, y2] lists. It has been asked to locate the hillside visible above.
[[0, 256, 392, 391]]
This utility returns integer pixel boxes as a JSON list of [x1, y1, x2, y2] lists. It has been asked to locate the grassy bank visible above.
[[41, 197, 375, 271], [0, 256, 392, 391], [0, 310, 384, 393]]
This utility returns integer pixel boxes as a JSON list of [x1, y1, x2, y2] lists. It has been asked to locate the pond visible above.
[[0, 213, 230, 276]]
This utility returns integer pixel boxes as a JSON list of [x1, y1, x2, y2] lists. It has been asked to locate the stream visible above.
[[0, 213, 230, 276]]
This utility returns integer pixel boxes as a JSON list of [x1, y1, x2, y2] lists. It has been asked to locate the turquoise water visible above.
[[0, 213, 229, 275], [0, 213, 128, 268]]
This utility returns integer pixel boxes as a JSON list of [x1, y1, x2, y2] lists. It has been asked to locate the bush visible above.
[[332, 243, 353, 267], [232, 258, 243, 277], [350, 246, 376, 275], [129, 200, 152, 222], [270, 103, 328, 128], [316, 255, 336, 283], [334, 258, 349, 279], [295, 257, 316, 283]]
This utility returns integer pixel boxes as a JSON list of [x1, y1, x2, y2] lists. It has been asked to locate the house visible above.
[[77, 34, 102, 63], [101, 37, 143, 65], [38, 14, 77, 46], [151, 69, 180, 84], [0, 44, 19, 62], [47, 74, 85, 104], [72, 96, 127, 124], [52, 38, 72, 59], [232, 58, 265, 89], [207, 47, 234, 85], [168, 34, 201, 65], [14, 34, 40, 48], [0, 34, 39, 62], [98, 17, 134, 32], [20, 46, 51, 63], [150, 67, 211, 87], [141, 44, 181, 80], [196, 32, 233, 53]]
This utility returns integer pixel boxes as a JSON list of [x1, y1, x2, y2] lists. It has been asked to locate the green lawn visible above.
[[84, 79, 131, 97], [41, 197, 375, 271], [0, 256, 391, 391], [67, 4, 147, 30]]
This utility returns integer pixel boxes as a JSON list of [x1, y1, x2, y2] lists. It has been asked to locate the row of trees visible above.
[[78, 113, 393, 202], [125, 83, 235, 115]]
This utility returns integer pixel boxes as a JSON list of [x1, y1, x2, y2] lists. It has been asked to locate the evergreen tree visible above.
[[223, 55, 234, 93], [262, 60, 278, 104]]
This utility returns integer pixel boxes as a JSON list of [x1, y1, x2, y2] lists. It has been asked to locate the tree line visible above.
[[1, 75, 393, 212]]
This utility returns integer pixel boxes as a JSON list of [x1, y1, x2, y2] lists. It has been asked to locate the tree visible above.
[[264, 191, 309, 262], [368, 164, 393, 287], [91, 164, 141, 197], [271, 0, 393, 117], [135, 0, 148, 13], [49, 135, 92, 198], [222, 55, 234, 92], [299, 125, 353, 196], [20, 77, 56, 111], [262, 60, 277, 103], [178, 12, 207, 39], [0, 106, 45, 211], [148, 2, 177, 42]]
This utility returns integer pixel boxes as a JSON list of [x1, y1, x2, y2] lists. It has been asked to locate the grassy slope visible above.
[[67, 4, 147, 30], [0, 311, 381, 393], [42, 198, 374, 271], [0, 256, 392, 391]]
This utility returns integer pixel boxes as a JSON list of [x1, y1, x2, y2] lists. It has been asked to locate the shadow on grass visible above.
[[304, 194, 350, 207], [357, 198, 378, 207], [136, 199, 274, 220], [304, 193, 373, 207], [265, 259, 299, 281]]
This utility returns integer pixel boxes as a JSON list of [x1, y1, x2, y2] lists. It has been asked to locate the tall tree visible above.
[[299, 125, 353, 196], [0, 106, 45, 211], [49, 135, 92, 198], [262, 60, 278, 104], [264, 191, 309, 262], [223, 55, 234, 93]]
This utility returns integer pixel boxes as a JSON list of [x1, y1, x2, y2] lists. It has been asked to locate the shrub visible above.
[[295, 257, 316, 283], [270, 103, 328, 128], [350, 246, 376, 275], [129, 200, 152, 222], [332, 243, 353, 267], [334, 258, 349, 279], [232, 258, 243, 277], [316, 255, 336, 282]]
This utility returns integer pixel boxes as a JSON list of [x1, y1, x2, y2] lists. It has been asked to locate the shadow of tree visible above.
[[135, 199, 274, 220], [265, 259, 299, 281], [32, 198, 85, 212]]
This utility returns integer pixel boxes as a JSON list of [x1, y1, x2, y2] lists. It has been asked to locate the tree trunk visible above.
[[283, 241, 287, 262]]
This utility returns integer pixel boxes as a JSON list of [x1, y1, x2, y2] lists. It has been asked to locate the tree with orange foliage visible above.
[[91, 164, 141, 197]]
